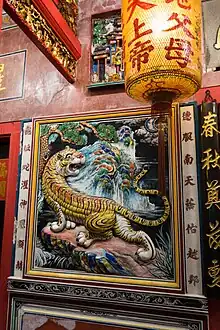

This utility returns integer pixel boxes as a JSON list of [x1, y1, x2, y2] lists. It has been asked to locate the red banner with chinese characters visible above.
[[0, 159, 8, 200]]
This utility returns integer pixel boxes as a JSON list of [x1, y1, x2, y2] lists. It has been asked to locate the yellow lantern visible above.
[[122, 0, 202, 113]]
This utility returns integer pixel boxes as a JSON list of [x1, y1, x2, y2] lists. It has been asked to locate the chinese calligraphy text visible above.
[[200, 101, 220, 298], [0, 159, 8, 200], [0, 64, 6, 92], [122, 0, 202, 104], [207, 221, 220, 250], [208, 260, 220, 288], [201, 112, 220, 138]]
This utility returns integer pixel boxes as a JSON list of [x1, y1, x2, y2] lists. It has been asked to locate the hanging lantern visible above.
[[122, 0, 202, 113]]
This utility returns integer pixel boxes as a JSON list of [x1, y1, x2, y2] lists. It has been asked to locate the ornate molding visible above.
[[187, 324, 200, 330], [8, 278, 208, 314], [57, 0, 78, 34], [10, 295, 206, 330], [4, 0, 80, 82]]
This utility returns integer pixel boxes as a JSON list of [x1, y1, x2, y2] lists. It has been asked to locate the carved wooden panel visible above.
[[3, 0, 81, 83]]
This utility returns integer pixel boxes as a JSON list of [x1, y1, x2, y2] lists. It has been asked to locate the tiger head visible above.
[[55, 146, 85, 177]]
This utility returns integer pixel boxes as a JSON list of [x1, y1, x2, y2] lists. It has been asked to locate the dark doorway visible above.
[[0, 137, 10, 262]]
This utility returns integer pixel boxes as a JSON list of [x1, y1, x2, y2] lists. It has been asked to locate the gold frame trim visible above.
[[26, 107, 180, 289]]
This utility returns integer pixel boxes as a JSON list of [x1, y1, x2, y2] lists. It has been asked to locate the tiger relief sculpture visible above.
[[42, 146, 170, 262]]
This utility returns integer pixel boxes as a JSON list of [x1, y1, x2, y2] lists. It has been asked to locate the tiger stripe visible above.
[[42, 147, 170, 253]]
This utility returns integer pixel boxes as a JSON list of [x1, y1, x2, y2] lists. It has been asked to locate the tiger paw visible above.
[[66, 220, 76, 230], [136, 247, 156, 262], [50, 221, 63, 232], [76, 231, 94, 248]]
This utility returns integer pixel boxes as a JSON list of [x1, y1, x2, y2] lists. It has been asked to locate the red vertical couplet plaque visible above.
[[0, 159, 8, 200]]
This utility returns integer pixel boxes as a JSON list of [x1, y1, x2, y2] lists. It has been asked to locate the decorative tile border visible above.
[[13, 121, 33, 277], [12, 107, 205, 303], [8, 277, 208, 314], [180, 104, 203, 295], [24, 107, 181, 289]]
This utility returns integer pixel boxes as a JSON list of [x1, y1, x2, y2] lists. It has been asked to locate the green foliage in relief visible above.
[[96, 124, 118, 142], [40, 122, 119, 145], [93, 19, 107, 46], [57, 122, 87, 146], [40, 124, 50, 137], [57, 122, 80, 133]]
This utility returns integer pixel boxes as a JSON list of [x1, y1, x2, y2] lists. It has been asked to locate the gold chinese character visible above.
[[3, 15, 10, 24], [0, 64, 5, 73], [206, 180, 220, 210], [0, 77, 6, 91], [207, 220, 220, 250], [208, 259, 220, 288], [202, 148, 220, 172], [0, 64, 6, 92], [201, 112, 220, 138], [0, 162, 7, 179], [0, 181, 6, 198]]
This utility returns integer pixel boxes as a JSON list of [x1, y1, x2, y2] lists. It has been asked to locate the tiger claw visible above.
[[70, 222, 76, 229], [136, 247, 156, 262], [76, 231, 93, 248], [50, 223, 60, 232], [76, 231, 84, 242]]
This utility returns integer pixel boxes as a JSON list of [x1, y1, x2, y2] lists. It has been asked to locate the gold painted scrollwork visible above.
[[8, 0, 77, 79], [57, 0, 78, 35]]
